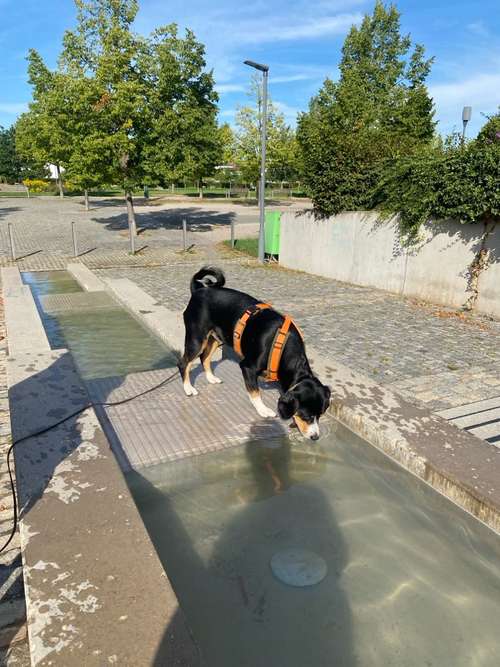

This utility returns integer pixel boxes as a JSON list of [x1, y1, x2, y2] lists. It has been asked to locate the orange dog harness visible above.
[[233, 303, 303, 382]]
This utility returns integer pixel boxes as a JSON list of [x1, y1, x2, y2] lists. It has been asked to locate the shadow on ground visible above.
[[91, 206, 237, 234]]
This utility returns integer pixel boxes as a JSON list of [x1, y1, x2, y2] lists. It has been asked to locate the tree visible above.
[[297, 1, 435, 217], [16, 50, 76, 197], [0, 126, 20, 183], [234, 76, 300, 188], [19, 0, 220, 230]]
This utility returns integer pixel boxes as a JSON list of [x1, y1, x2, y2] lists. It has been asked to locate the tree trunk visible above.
[[125, 190, 137, 236], [464, 218, 496, 311], [56, 164, 64, 198], [84, 189, 89, 211], [198, 180, 203, 199]]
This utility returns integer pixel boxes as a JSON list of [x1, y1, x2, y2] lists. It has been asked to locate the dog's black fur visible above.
[[179, 267, 331, 439]]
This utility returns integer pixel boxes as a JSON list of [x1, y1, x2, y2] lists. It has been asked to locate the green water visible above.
[[127, 421, 500, 667], [22, 271, 177, 379]]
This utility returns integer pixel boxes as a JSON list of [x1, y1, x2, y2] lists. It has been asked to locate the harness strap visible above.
[[233, 303, 271, 357], [234, 304, 304, 383]]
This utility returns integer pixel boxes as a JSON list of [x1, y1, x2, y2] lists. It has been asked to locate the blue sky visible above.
[[1, 0, 499, 136]]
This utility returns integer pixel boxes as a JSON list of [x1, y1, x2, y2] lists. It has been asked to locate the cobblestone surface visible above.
[[0, 278, 30, 666], [0, 196, 276, 261], [96, 259, 500, 412]]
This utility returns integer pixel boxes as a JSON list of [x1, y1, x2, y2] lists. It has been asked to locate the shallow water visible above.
[[127, 421, 500, 667], [22, 270, 177, 379]]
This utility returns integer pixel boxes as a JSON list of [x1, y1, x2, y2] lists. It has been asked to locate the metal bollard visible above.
[[71, 221, 78, 258], [8, 223, 16, 261], [182, 219, 187, 251], [129, 219, 135, 255], [231, 219, 235, 249]]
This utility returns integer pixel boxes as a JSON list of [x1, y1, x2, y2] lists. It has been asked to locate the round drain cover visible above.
[[270, 548, 327, 587]]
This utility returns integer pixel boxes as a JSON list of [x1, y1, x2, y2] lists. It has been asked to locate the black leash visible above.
[[0, 368, 180, 555]]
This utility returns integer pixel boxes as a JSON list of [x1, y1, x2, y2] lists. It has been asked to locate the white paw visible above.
[[258, 406, 277, 419], [207, 375, 222, 385], [183, 385, 199, 396]]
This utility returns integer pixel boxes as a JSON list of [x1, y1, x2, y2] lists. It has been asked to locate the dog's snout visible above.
[[310, 432, 319, 441]]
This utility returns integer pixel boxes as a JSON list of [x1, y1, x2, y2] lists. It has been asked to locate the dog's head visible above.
[[277, 378, 331, 440]]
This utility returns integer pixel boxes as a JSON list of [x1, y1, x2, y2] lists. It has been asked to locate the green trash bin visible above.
[[265, 211, 281, 257]]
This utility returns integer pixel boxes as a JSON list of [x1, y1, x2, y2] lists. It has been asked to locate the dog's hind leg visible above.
[[240, 361, 276, 418], [201, 335, 222, 385], [179, 334, 206, 397]]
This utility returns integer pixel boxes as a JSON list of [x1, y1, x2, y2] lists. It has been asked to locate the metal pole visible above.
[[71, 221, 78, 258], [182, 219, 187, 251], [129, 218, 135, 254], [462, 106, 472, 144], [258, 69, 268, 263], [231, 219, 235, 249], [8, 223, 16, 261]]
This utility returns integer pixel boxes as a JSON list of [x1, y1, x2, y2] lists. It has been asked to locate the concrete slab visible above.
[[437, 396, 500, 446], [102, 276, 187, 353], [438, 396, 500, 420], [66, 263, 105, 292], [2, 267, 50, 355], [87, 360, 282, 471], [7, 334, 202, 665], [1, 267, 23, 294]]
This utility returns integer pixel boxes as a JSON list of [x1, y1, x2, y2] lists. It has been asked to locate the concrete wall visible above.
[[279, 211, 500, 319]]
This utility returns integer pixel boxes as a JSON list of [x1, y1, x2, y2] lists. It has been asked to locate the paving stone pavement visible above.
[[0, 195, 269, 262], [95, 259, 500, 417], [0, 279, 30, 666]]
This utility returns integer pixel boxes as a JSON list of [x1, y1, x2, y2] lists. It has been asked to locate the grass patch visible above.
[[223, 238, 258, 257]]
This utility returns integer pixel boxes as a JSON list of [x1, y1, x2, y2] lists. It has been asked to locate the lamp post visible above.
[[244, 59, 269, 263], [462, 106, 472, 143]]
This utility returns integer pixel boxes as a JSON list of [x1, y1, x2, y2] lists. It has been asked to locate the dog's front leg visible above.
[[240, 362, 276, 419]]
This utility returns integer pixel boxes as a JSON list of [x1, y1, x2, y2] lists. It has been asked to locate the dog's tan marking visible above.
[[201, 336, 222, 384], [248, 389, 276, 419], [293, 415, 319, 439], [293, 414, 309, 435]]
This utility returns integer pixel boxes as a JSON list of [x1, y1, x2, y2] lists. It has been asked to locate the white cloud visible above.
[[273, 101, 302, 125], [240, 12, 362, 43], [0, 102, 28, 114], [466, 21, 488, 38], [271, 73, 315, 83], [429, 72, 500, 134], [216, 83, 246, 93]]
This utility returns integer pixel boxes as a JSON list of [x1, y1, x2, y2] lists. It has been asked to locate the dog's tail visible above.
[[190, 266, 226, 294]]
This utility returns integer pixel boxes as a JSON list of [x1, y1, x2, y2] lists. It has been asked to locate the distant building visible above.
[[47, 164, 65, 179]]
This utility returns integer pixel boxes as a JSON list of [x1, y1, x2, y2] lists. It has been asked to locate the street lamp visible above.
[[244, 59, 269, 263], [462, 106, 472, 142]]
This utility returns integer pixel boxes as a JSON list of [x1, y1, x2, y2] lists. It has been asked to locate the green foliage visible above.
[[222, 237, 258, 257], [17, 0, 220, 202], [297, 1, 435, 217], [0, 125, 48, 182], [0, 126, 20, 182], [374, 112, 500, 238]]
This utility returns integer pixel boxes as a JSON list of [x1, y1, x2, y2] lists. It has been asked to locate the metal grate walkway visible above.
[[86, 359, 283, 471], [40, 291, 119, 313]]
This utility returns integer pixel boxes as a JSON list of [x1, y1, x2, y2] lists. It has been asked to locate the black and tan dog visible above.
[[179, 266, 331, 439]]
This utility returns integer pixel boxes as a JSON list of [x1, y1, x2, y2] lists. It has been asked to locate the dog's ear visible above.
[[278, 391, 297, 420], [322, 385, 332, 413]]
